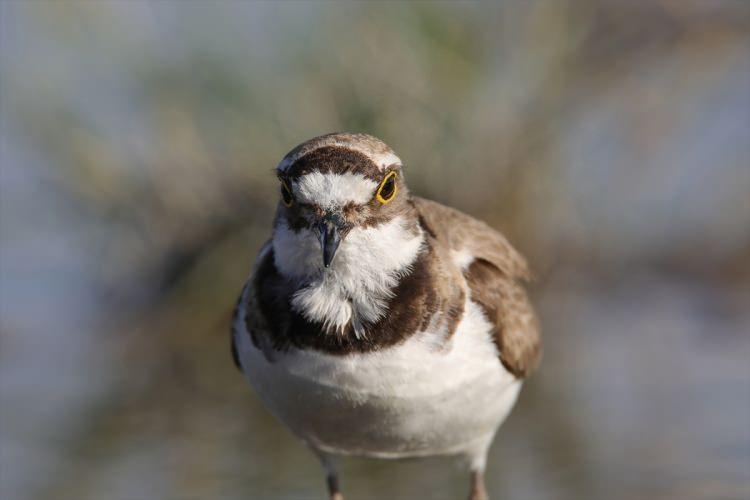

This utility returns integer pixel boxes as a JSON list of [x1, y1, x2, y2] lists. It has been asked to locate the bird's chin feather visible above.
[[273, 216, 424, 334]]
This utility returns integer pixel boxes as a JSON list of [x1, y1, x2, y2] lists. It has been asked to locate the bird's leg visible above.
[[468, 469, 488, 500], [312, 448, 344, 500], [326, 472, 344, 500]]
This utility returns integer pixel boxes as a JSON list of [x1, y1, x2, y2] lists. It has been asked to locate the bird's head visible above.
[[272, 133, 420, 274], [269, 133, 425, 333]]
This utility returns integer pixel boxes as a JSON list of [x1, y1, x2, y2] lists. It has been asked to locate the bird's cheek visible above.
[[342, 207, 369, 226]]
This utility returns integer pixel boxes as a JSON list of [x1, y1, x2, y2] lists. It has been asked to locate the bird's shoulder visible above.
[[413, 196, 541, 378], [412, 196, 531, 281]]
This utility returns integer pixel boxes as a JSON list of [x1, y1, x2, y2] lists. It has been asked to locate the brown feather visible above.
[[413, 197, 541, 378], [413, 197, 532, 281]]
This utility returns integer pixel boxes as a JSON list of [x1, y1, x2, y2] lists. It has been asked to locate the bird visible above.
[[231, 132, 541, 500]]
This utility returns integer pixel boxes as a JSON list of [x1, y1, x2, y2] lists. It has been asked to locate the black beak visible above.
[[317, 213, 348, 268]]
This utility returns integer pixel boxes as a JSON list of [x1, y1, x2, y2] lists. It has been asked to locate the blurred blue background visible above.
[[1, 2, 748, 500]]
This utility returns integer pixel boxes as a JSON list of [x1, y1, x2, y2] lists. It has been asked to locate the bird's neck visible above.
[[272, 216, 424, 336]]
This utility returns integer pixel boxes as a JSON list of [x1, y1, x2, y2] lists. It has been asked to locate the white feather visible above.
[[451, 248, 475, 270], [272, 216, 424, 336], [293, 172, 378, 208], [234, 296, 520, 462]]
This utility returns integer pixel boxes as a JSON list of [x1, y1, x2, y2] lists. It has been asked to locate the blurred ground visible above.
[[1, 2, 749, 500]]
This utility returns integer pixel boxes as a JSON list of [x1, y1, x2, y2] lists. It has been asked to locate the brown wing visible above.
[[414, 197, 541, 378]]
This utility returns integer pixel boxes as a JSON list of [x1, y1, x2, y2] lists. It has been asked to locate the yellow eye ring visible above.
[[376, 171, 398, 205], [280, 179, 294, 207]]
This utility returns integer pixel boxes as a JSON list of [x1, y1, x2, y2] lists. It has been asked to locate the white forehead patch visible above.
[[293, 172, 378, 208]]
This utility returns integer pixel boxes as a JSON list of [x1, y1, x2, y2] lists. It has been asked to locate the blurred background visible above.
[[1, 2, 749, 500]]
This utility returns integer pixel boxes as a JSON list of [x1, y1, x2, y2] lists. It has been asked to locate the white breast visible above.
[[235, 296, 521, 463]]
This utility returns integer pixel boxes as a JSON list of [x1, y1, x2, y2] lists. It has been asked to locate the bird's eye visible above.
[[376, 171, 398, 205], [280, 179, 294, 207]]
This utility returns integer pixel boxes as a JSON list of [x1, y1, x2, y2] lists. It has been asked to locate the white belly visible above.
[[235, 299, 521, 460]]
